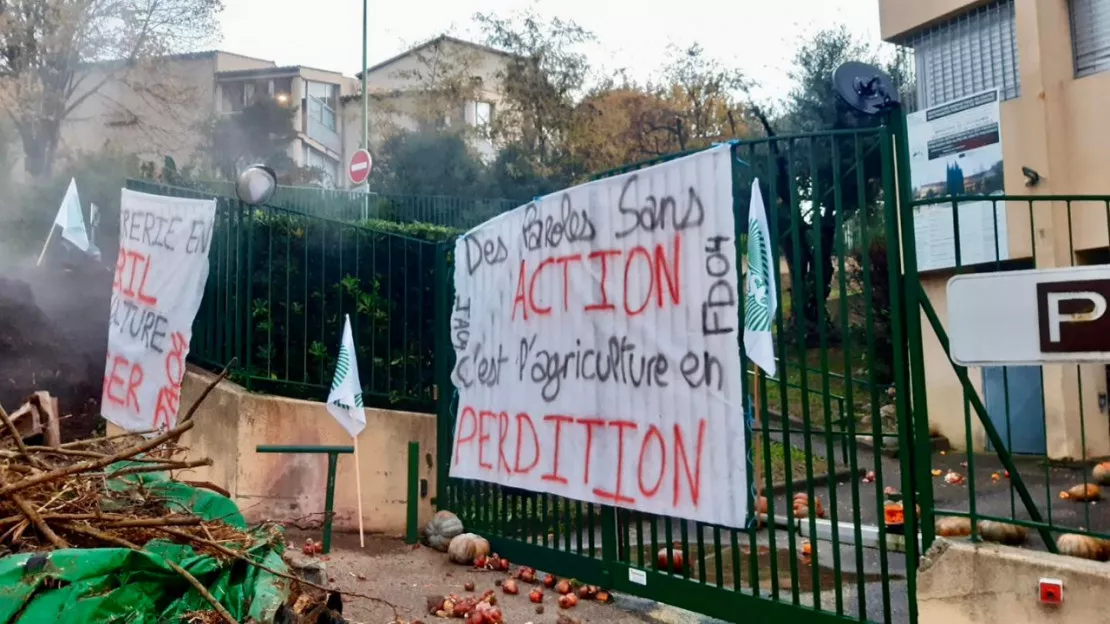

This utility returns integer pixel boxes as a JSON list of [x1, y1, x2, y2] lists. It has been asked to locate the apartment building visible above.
[[879, 0, 1110, 459], [58, 35, 512, 187]]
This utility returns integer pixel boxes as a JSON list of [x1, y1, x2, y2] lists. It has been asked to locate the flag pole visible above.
[[35, 227, 58, 267], [752, 364, 764, 502], [353, 434, 366, 548]]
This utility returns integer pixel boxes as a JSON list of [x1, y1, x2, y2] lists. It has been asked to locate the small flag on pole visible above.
[[326, 315, 367, 438], [54, 178, 91, 253], [744, 179, 778, 377]]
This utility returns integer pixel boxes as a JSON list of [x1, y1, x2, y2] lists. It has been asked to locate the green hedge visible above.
[[127, 180, 459, 413]]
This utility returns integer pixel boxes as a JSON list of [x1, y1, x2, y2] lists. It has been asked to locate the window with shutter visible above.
[[1070, 0, 1110, 77], [901, 0, 1020, 109]]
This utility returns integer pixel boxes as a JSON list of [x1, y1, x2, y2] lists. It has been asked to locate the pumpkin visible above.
[[792, 494, 826, 519], [424, 510, 465, 552], [657, 546, 685, 572], [448, 533, 491, 565], [1062, 483, 1102, 502], [1057, 533, 1109, 561], [1093, 462, 1110, 486], [978, 520, 1028, 545], [935, 516, 971, 538]]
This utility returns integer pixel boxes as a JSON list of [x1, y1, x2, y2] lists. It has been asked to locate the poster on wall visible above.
[[101, 189, 216, 433], [907, 89, 1009, 272], [449, 145, 748, 528]]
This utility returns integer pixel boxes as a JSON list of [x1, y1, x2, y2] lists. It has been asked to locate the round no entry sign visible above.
[[348, 149, 372, 186]]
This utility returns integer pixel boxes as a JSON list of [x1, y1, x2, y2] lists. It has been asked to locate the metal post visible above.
[[361, 0, 369, 151], [406, 441, 420, 544], [323, 451, 339, 554]]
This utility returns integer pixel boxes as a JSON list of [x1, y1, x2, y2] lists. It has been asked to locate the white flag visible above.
[[326, 315, 367, 438], [743, 179, 777, 376], [53, 178, 91, 253]]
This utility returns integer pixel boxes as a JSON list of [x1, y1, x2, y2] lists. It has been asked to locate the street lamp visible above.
[[236, 164, 278, 206]]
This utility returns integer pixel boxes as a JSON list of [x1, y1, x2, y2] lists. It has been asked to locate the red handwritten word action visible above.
[[453, 406, 706, 509], [113, 247, 159, 306], [512, 234, 682, 321]]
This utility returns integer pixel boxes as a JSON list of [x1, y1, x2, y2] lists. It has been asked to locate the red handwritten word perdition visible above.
[[454, 406, 707, 510]]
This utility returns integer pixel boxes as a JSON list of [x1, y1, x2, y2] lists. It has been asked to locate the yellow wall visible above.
[[879, 0, 988, 40], [108, 366, 439, 534], [888, 0, 1110, 458]]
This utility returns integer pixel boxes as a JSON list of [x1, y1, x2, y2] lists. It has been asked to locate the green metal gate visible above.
[[434, 114, 928, 624]]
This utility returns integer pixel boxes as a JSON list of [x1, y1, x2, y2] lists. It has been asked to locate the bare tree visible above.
[[0, 0, 222, 177]]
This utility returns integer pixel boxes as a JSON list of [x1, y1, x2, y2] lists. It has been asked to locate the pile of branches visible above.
[[0, 368, 363, 624], [0, 375, 227, 557]]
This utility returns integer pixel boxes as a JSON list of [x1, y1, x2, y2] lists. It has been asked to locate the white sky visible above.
[[218, 0, 882, 103]]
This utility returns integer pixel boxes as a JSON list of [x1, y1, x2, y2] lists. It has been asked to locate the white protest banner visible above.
[[102, 189, 216, 432], [450, 145, 747, 528]]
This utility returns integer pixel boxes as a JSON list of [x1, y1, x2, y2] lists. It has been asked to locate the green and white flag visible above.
[[744, 179, 777, 376], [326, 314, 367, 438], [54, 178, 91, 253]]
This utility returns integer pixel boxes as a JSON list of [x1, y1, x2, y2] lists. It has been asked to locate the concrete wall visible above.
[[919, 539, 1110, 624], [884, 0, 1110, 458], [108, 366, 438, 534]]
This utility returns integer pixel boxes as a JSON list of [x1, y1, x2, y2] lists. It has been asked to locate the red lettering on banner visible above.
[[623, 246, 654, 316], [556, 254, 582, 312], [104, 354, 143, 414], [584, 250, 621, 312], [497, 411, 512, 473], [113, 248, 158, 306], [454, 406, 477, 464], [512, 261, 528, 321], [638, 425, 667, 498], [655, 234, 682, 307], [513, 412, 540, 474], [452, 408, 714, 514], [478, 410, 496, 470], [164, 332, 187, 384], [541, 414, 573, 484], [153, 387, 179, 431], [152, 331, 189, 430], [674, 419, 707, 507], [593, 420, 638, 504], [575, 417, 605, 484], [528, 258, 554, 316], [511, 236, 684, 320]]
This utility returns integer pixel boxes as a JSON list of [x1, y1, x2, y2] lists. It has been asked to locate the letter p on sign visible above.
[[1037, 279, 1110, 353], [1046, 292, 1106, 342]]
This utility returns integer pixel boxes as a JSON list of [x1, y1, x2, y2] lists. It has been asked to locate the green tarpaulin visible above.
[[0, 462, 290, 623]]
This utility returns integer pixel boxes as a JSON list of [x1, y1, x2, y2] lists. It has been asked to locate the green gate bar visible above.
[[406, 441, 420, 545], [255, 444, 355, 554]]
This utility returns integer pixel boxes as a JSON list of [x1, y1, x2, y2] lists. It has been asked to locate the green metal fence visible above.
[[193, 180, 519, 228], [903, 192, 1110, 556], [437, 126, 919, 624], [128, 179, 447, 412]]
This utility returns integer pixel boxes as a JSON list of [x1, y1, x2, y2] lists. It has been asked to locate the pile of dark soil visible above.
[[0, 268, 112, 441]]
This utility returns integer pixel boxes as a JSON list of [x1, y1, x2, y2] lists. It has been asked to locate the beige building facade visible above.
[[58, 35, 512, 188], [879, 0, 1110, 458]]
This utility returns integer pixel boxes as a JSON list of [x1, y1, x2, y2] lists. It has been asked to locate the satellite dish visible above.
[[833, 62, 900, 116]]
